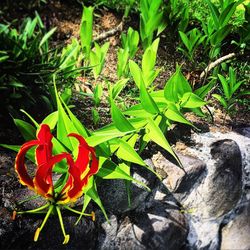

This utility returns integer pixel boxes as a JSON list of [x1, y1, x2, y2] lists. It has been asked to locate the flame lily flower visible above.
[[14, 124, 98, 244]]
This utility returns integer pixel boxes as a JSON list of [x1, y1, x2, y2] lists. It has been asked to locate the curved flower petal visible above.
[[58, 156, 83, 204], [59, 135, 99, 203], [35, 124, 53, 166], [15, 140, 39, 190], [80, 147, 99, 186], [67, 133, 90, 173], [34, 153, 70, 199]]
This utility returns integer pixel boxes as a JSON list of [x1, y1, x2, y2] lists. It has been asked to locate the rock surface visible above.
[[98, 162, 158, 214], [98, 200, 188, 250], [152, 152, 206, 195], [0, 128, 249, 250], [220, 202, 250, 250]]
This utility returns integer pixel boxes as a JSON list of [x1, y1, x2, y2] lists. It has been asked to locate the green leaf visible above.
[[218, 74, 230, 99], [84, 176, 108, 221], [145, 117, 180, 165], [14, 119, 36, 141], [165, 103, 193, 126], [180, 92, 206, 108], [39, 27, 57, 48], [205, 0, 220, 28], [129, 60, 143, 89], [140, 81, 160, 114], [179, 31, 191, 52], [212, 94, 228, 108], [210, 25, 231, 46], [93, 84, 103, 106], [97, 158, 150, 191], [110, 98, 135, 132], [80, 6, 94, 59], [164, 66, 192, 102], [219, 2, 236, 27], [194, 80, 215, 99], [86, 131, 126, 147], [112, 78, 129, 99], [114, 139, 145, 166], [0, 144, 35, 162], [54, 83, 78, 152]]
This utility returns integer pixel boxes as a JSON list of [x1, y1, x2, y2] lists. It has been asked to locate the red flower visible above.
[[14, 124, 98, 244], [15, 124, 98, 203]]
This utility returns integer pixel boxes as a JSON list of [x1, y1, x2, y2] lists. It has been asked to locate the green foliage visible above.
[[202, 0, 245, 58], [117, 27, 139, 78], [0, 14, 84, 116], [178, 28, 206, 62], [166, 0, 190, 32], [80, 6, 94, 60], [129, 38, 160, 88], [139, 0, 166, 49], [212, 66, 249, 116], [90, 42, 110, 79]]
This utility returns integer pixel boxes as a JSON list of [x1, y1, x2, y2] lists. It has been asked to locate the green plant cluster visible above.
[[0, 0, 249, 240]]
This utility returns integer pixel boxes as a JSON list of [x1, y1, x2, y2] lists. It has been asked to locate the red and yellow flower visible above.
[[14, 124, 98, 244]]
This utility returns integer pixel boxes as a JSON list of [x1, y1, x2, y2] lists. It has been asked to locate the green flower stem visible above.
[[64, 205, 92, 217], [56, 206, 70, 244], [17, 195, 40, 205], [17, 203, 50, 215]]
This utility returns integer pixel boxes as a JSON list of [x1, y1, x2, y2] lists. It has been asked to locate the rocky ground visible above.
[[0, 125, 249, 250]]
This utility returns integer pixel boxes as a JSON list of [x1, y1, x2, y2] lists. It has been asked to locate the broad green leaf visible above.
[[219, 1, 244, 27], [97, 158, 150, 191], [145, 117, 180, 165], [84, 176, 108, 221], [164, 66, 192, 102], [129, 60, 143, 89], [179, 31, 191, 52], [206, 0, 220, 28], [140, 81, 160, 114], [55, 83, 78, 152], [218, 74, 230, 99], [142, 38, 159, 77], [110, 98, 135, 132], [114, 139, 145, 166], [210, 25, 231, 46], [86, 131, 126, 147], [80, 6, 94, 58], [194, 80, 215, 99], [165, 103, 193, 126], [180, 92, 206, 108], [63, 103, 89, 138], [14, 119, 36, 141], [93, 84, 103, 106], [112, 78, 129, 99], [0, 144, 35, 162]]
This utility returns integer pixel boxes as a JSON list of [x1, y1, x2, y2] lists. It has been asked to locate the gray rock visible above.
[[98, 201, 188, 250], [98, 163, 158, 214], [152, 152, 206, 194], [221, 202, 250, 250], [163, 139, 243, 219], [206, 139, 242, 217]]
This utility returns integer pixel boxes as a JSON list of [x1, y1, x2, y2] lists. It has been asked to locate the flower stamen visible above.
[[56, 206, 70, 244], [34, 205, 54, 242]]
